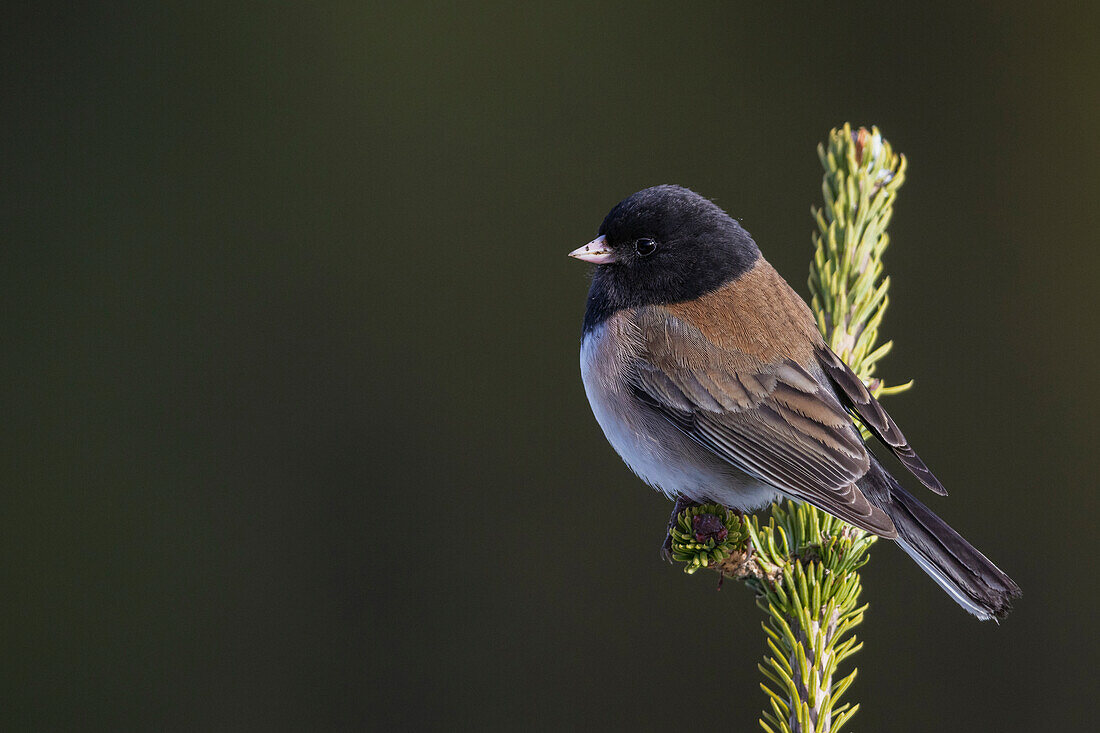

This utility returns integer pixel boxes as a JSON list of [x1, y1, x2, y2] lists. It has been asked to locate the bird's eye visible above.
[[634, 238, 657, 257]]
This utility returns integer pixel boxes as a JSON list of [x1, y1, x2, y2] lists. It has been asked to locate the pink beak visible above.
[[568, 235, 617, 264]]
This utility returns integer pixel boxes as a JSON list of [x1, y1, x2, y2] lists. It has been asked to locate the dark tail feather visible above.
[[859, 458, 1021, 621]]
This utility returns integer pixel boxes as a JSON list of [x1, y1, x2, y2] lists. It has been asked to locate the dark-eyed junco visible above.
[[569, 185, 1020, 620]]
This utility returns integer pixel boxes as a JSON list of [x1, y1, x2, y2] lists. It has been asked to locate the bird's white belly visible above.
[[579, 322, 781, 509]]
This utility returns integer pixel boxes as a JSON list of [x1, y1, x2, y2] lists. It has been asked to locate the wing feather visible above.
[[630, 311, 896, 537], [816, 345, 947, 496]]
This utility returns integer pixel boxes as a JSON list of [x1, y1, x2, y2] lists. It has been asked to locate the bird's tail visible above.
[[859, 458, 1021, 621]]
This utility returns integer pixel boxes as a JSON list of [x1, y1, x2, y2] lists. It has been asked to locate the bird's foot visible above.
[[659, 495, 702, 562]]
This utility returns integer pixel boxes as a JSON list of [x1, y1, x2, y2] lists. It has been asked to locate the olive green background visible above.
[[4, 3, 1098, 731]]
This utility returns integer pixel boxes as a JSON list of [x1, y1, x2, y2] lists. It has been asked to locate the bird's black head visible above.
[[573, 185, 760, 334]]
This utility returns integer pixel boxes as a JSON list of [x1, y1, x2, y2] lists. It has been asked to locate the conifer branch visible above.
[[669, 125, 909, 732]]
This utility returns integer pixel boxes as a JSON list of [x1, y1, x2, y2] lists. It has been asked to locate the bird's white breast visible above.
[[579, 318, 780, 509]]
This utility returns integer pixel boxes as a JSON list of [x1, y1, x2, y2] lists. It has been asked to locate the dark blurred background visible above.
[[4, 2, 1098, 730]]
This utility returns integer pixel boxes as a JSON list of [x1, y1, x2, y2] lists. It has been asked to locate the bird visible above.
[[569, 184, 1020, 620]]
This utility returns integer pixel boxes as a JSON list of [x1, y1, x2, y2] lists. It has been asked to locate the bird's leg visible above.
[[660, 494, 700, 562]]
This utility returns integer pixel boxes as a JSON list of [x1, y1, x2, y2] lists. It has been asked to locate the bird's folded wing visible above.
[[815, 345, 947, 496], [629, 313, 896, 537]]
